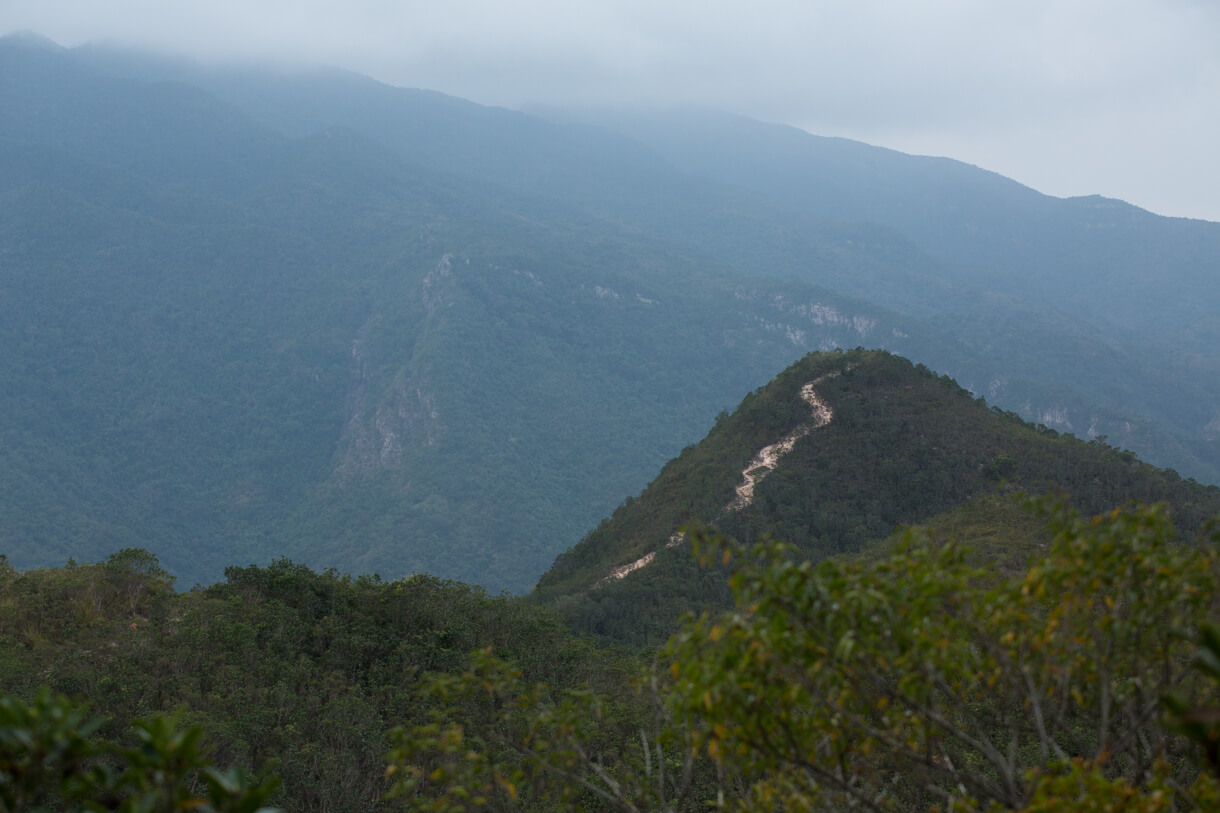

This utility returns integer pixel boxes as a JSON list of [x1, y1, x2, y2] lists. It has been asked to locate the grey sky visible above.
[[5, 0, 1218, 221]]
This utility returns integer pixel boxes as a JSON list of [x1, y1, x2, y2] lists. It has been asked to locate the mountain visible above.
[[531, 106, 1220, 464], [0, 34, 926, 589], [538, 107, 1220, 345], [533, 349, 1220, 646], [2, 33, 1218, 592], [2, 357, 1216, 810], [71, 45, 1220, 483]]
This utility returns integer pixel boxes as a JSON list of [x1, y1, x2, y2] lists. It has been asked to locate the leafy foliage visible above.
[[664, 500, 1220, 810], [384, 649, 692, 812], [5, 500, 1220, 811], [536, 350, 1220, 646], [0, 689, 279, 812], [0, 553, 630, 811], [1165, 621, 1220, 774], [384, 499, 1220, 811]]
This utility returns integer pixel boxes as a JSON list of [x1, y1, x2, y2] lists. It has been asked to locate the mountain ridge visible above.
[[541, 106, 1220, 345], [533, 349, 1220, 646], [2, 32, 1218, 593]]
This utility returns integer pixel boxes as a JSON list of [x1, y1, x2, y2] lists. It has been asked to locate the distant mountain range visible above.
[[2, 32, 1217, 591]]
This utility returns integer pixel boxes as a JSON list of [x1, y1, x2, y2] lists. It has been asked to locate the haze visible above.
[[5, 0, 1218, 222]]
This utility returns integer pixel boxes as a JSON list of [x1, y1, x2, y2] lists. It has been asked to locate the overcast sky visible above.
[[5, 0, 1218, 221]]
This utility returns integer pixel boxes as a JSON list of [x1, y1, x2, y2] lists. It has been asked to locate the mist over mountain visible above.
[[2, 32, 1217, 591], [539, 107, 1220, 347]]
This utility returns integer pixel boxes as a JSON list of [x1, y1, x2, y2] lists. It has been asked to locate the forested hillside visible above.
[[535, 350, 1220, 646], [3, 32, 1219, 592], [3, 497, 1218, 810], [0, 551, 642, 810], [541, 106, 1220, 469], [4, 334, 1220, 808], [4, 17, 1220, 813], [0, 34, 909, 589], [548, 107, 1220, 346]]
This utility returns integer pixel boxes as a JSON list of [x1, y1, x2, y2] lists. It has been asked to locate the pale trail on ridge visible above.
[[599, 372, 839, 585], [726, 373, 836, 512]]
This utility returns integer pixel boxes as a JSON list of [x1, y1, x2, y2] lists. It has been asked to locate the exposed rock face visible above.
[[421, 254, 452, 315], [331, 257, 450, 486], [734, 290, 885, 351], [1035, 405, 1073, 431], [598, 532, 687, 586], [603, 551, 655, 582], [332, 374, 442, 486]]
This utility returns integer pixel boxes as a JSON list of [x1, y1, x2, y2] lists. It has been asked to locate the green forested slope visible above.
[[2, 344, 1219, 809], [534, 350, 1220, 646], [1, 35, 929, 589], [3, 496, 1218, 810], [532, 107, 1220, 478], [552, 107, 1220, 345], [75, 43, 1220, 481], [0, 553, 638, 811], [4, 33, 1219, 593]]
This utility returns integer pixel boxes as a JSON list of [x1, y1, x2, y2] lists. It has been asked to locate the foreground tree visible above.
[[384, 647, 711, 812], [391, 499, 1220, 811], [666, 499, 1220, 810], [0, 689, 279, 812], [17, 499, 1198, 810]]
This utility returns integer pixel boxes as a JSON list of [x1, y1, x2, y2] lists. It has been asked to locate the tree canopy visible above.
[[392, 499, 1220, 811], [4, 500, 1220, 810]]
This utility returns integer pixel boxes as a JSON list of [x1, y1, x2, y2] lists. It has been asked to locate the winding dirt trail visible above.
[[598, 372, 839, 585], [727, 375, 835, 511], [604, 552, 656, 581]]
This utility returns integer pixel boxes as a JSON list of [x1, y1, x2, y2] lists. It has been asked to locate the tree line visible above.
[[3, 498, 1220, 809]]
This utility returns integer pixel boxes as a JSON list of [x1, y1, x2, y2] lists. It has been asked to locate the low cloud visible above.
[[5, 0, 1218, 219]]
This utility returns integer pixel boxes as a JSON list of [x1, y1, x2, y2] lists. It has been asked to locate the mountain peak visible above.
[[0, 30, 65, 52], [533, 349, 1220, 646]]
